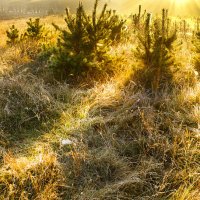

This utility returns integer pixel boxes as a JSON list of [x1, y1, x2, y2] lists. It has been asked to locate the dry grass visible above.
[[0, 147, 64, 200], [0, 15, 199, 200]]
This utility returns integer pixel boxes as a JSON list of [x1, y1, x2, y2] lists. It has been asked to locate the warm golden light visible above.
[[108, 0, 200, 16], [169, 0, 200, 15], [172, 0, 190, 7], [174, 0, 189, 4]]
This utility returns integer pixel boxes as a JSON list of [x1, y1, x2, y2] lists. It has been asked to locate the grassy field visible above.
[[0, 3, 200, 200]]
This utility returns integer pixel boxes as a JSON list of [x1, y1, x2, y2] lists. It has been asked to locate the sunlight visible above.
[[173, 0, 189, 4], [168, 0, 200, 16], [169, 0, 200, 9], [170, 0, 190, 8], [110, 0, 200, 15], [0, 1, 200, 199]]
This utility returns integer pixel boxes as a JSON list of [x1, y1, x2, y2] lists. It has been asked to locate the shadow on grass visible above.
[[0, 55, 72, 151]]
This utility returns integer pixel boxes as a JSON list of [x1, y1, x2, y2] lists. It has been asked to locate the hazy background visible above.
[[0, 0, 200, 18]]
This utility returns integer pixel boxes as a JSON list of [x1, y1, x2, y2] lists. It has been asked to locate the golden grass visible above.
[[0, 148, 64, 200], [0, 15, 199, 200]]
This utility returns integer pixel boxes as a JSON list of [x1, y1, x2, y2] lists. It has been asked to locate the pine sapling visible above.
[[6, 25, 19, 45], [25, 18, 44, 39], [50, 0, 125, 79], [136, 9, 177, 92]]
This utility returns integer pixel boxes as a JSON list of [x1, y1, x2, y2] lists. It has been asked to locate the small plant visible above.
[[25, 18, 44, 39], [136, 9, 177, 92], [51, 3, 89, 79], [6, 18, 46, 61], [50, 0, 125, 80], [6, 25, 19, 45], [6, 18, 44, 45]]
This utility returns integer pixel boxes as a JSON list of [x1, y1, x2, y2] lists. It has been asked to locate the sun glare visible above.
[[171, 0, 199, 15], [171, 0, 190, 7], [174, 0, 188, 3]]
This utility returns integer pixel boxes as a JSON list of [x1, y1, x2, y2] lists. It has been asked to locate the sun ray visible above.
[[107, 0, 200, 16]]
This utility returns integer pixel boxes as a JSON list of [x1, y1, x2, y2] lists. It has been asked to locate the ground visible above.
[[0, 14, 199, 200]]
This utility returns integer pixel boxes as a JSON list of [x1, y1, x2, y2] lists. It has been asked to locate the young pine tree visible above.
[[25, 18, 44, 39], [136, 9, 177, 92], [50, 0, 125, 80], [6, 25, 19, 45], [51, 3, 89, 79]]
